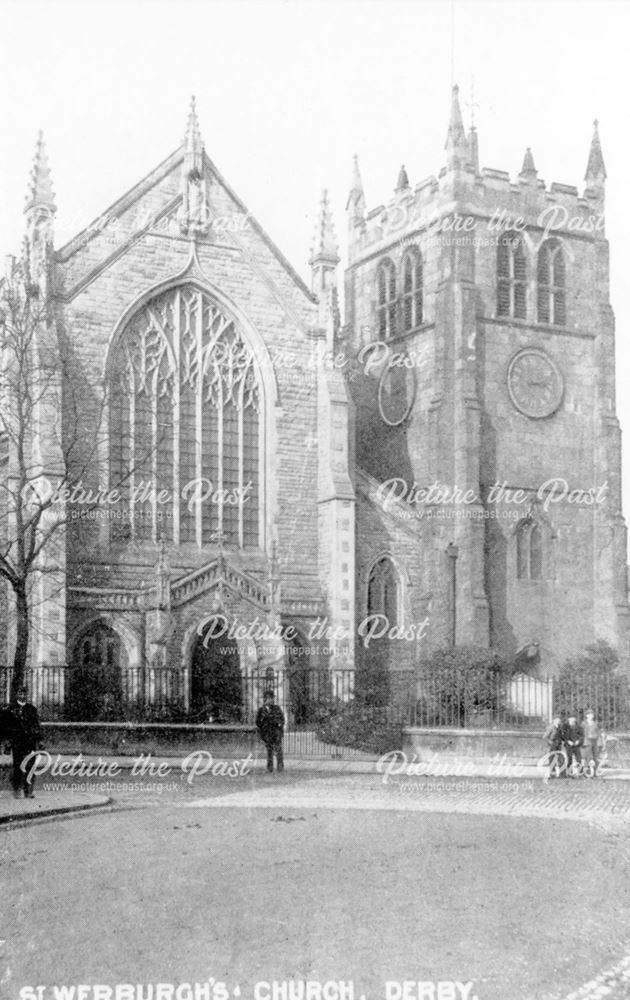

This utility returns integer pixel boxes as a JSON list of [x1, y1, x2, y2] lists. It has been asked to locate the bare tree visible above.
[[0, 247, 169, 700], [0, 255, 112, 695]]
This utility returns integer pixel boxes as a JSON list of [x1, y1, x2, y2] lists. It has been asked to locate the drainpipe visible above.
[[446, 542, 459, 646]]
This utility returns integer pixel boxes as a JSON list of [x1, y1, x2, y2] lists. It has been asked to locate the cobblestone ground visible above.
[[182, 771, 630, 831]]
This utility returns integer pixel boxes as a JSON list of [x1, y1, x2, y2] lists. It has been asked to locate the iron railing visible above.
[[1, 665, 629, 731], [0, 664, 356, 725]]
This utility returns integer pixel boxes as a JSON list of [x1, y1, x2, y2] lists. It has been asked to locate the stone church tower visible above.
[[347, 86, 630, 678], [1, 89, 628, 720]]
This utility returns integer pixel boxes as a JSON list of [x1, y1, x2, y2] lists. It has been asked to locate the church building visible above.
[[1, 88, 628, 720]]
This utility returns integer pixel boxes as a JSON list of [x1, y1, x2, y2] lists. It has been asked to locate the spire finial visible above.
[[519, 147, 537, 179], [311, 188, 339, 264], [184, 95, 204, 177], [445, 84, 468, 170], [346, 153, 366, 219], [395, 164, 410, 193], [179, 97, 210, 236], [310, 189, 340, 331], [24, 131, 56, 215], [585, 118, 606, 188]]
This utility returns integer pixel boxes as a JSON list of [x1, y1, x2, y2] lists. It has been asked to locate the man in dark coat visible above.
[[542, 715, 565, 779], [256, 689, 285, 773], [9, 686, 42, 798], [562, 714, 584, 777]]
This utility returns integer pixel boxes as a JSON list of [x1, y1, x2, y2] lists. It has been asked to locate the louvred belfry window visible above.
[[402, 247, 423, 332], [109, 285, 260, 547], [537, 239, 566, 326], [497, 233, 527, 319], [376, 259, 397, 339]]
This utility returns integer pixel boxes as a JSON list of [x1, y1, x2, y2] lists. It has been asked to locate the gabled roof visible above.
[[55, 144, 316, 303]]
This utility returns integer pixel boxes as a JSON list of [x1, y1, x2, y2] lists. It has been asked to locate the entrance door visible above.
[[68, 623, 124, 721], [287, 633, 319, 725], [190, 634, 242, 722]]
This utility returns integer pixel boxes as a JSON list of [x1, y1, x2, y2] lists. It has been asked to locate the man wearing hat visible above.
[[256, 689, 285, 773], [9, 686, 43, 798], [561, 713, 584, 778]]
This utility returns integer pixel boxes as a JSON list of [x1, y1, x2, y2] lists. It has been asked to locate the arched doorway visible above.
[[286, 632, 319, 725], [68, 622, 125, 721], [190, 634, 242, 722], [362, 556, 401, 707]]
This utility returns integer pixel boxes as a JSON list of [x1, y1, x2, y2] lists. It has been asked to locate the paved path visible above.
[[2, 761, 630, 825], [0, 788, 110, 823]]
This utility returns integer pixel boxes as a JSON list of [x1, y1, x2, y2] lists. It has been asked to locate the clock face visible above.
[[507, 349, 563, 419], [378, 361, 417, 426]]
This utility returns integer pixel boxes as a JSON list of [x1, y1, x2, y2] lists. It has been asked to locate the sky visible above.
[[1, 0, 630, 508]]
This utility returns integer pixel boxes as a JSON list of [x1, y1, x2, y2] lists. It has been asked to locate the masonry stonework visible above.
[[1, 89, 628, 721]]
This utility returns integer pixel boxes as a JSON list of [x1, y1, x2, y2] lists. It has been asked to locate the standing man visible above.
[[542, 715, 565, 780], [9, 686, 42, 798], [562, 713, 584, 778], [256, 689, 285, 773]]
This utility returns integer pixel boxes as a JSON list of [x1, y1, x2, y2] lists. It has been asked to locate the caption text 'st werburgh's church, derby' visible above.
[[1, 88, 629, 718]]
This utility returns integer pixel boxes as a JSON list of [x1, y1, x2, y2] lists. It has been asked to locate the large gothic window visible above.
[[108, 284, 260, 547], [537, 239, 566, 326], [497, 233, 527, 319]]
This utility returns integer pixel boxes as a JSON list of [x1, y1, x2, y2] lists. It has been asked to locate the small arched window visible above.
[[537, 239, 566, 325], [367, 556, 399, 625], [402, 248, 423, 332], [497, 233, 527, 319], [377, 259, 397, 339], [516, 520, 543, 580]]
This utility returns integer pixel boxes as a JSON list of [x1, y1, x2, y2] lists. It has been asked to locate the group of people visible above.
[[543, 709, 603, 778], [2, 686, 285, 800], [0, 687, 614, 792]]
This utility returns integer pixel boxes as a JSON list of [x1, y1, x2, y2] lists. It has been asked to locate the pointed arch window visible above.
[[497, 233, 527, 319], [516, 519, 543, 580], [108, 284, 261, 548], [367, 556, 399, 625], [402, 247, 423, 332], [376, 259, 397, 339], [537, 239, 566, 325]]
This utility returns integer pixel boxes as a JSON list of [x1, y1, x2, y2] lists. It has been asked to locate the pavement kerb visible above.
[[0, 792, 112, 826]]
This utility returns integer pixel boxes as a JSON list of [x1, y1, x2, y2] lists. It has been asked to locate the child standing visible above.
[[582, 709, 601, 777]]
